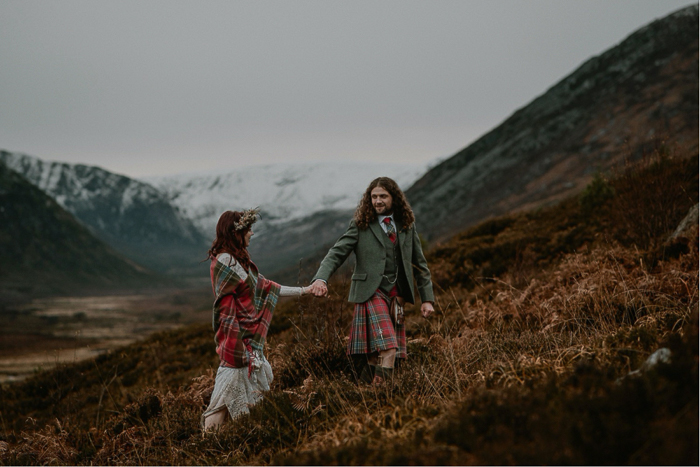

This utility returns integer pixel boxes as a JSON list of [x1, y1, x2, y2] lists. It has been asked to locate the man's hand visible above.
[[420, 301, 434, 318], [308, 279, 328, 297]]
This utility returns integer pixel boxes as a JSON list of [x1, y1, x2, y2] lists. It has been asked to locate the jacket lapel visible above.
[[397, 219, 411, 250], [395, 218, 405, 246], [371, 216, 408, 249], [369, 220, 385, 244]]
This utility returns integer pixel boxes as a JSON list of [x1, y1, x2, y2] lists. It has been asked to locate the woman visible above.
[[202, 208, 310, 430]]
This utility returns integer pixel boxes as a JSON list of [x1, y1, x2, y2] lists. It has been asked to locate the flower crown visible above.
[[234, 207, 260, 231]]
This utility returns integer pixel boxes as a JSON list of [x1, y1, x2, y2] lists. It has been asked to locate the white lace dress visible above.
[[202, 349, 274, 423], [202, 254, 303, 425]]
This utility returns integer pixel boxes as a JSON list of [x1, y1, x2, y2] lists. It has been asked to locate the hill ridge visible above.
[[407, 4, 698, 241], [0, 160, 162, 303], [0, 150, 208, 275]]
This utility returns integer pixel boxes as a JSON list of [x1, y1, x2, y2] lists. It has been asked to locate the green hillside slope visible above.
[[0, 161, 163, 304], [0, 148, 697, 465]]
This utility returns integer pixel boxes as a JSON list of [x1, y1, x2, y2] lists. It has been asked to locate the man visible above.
[[308, 177, 435, 384]]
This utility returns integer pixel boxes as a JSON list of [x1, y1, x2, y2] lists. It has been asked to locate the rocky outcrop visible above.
[[669, 203, 699, 240], [407, 6, 699, 241]]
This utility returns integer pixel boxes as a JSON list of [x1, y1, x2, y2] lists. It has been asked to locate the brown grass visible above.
[[0, 147, 697, 465]]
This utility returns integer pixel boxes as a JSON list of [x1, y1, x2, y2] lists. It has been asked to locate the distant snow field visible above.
[[143, 161, 429, 236]]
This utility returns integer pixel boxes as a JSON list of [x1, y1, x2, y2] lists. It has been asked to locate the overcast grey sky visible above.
[[0, 0, 694, 177]]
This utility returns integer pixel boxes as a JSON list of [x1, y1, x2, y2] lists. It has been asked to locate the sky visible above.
[[0, 0, 694, 178]]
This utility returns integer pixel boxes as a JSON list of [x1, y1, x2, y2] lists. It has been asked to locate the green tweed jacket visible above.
[[312, 219, 434, 304]]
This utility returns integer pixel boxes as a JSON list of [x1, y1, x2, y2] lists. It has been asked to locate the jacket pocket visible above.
[[351, 273, 367, 281]]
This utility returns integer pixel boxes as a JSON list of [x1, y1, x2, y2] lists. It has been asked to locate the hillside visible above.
[[407, 5, 698, 241], [249, 208, 355, 283], [1, 146, 696, 465], [0, 151, 208, 276], [0, 161, 163, 305]]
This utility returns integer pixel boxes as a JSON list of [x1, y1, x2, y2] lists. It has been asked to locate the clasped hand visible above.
[[306, 279, 328, 297], [305, 280, 434, 319]]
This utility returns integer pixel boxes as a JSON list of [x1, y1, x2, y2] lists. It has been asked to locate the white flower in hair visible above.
[[234, 207, 260, 230]]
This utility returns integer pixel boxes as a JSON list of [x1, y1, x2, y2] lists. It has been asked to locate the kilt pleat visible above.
[[348, 290, 407, 358]]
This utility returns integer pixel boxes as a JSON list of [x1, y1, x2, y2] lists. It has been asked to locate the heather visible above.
[[0, 148, 697, 465]]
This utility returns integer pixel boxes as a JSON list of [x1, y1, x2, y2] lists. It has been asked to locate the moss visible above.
[[579, 172, 615, 213]]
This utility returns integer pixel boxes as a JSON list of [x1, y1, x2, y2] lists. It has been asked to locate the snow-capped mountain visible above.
[[0, 150, 207, 275], [2, 149, 431, 279], [144, 161, 429, 238], [144, 161, 431, 281], [0, 160, 161, 301]]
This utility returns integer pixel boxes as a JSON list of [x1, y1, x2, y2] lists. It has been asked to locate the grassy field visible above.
[[0, 147, 697, 465]]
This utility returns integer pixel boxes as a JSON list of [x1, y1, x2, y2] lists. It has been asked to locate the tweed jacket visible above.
[[312, 218, 434, 304]]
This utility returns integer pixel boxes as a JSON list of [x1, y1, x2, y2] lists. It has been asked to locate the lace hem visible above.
[[201, 351, 273, 426]]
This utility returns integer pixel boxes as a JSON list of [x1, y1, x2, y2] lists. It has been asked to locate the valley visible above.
[[0, 289, 211, 383], [1, 148, 696, 465], [0, 5, 697, 464]]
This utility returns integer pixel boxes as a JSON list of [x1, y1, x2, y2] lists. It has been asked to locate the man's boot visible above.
[[372, 366, 394, 385], [372, 348, 396, 385], [359, 364, 376, 384]]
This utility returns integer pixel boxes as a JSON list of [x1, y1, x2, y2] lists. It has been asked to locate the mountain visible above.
[[248, 208, 355, 283], [145, 161, 428, 236], [2, 152, 697, 465], [407, 5, 699, 241], [0, 160, 161, 304], [146, 161, 428, 278], [0, 150, 208, 275], [0, 150, 426, 280]]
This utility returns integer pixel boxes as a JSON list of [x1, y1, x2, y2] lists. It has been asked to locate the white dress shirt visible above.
[[378, 214, 396, 234]]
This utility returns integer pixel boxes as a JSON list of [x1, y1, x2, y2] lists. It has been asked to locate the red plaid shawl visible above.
[[210, 257, 281, 370]]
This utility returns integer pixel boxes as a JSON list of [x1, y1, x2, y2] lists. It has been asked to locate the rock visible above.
[[639, 347, 672, 371], [669, 203, 699, 240], [618, 347, 672, 383]]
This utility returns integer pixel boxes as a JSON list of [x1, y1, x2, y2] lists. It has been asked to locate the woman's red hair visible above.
[[207, 211, 252, 268]]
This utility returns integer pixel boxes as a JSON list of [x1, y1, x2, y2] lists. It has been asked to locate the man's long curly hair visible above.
[[354, 177, 415, 230], [207, 210, 253, 268]]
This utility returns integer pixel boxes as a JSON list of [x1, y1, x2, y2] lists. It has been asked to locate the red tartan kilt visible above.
[[348, 291, 407, 359]]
